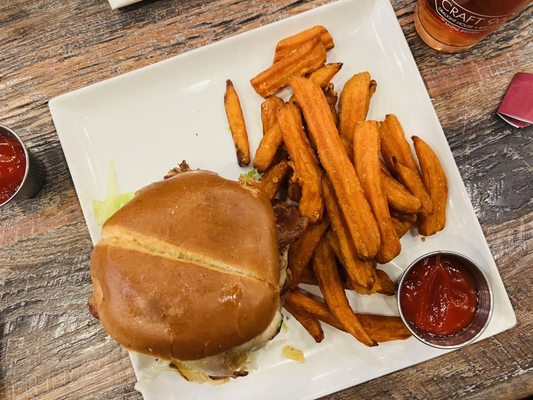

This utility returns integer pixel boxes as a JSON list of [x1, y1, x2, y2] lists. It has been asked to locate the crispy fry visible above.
[[260, 96, 284, 135], [298, 257, 393, 296], [324, 227, 375, 290], [284, 290, 345, 330], [322, 180, 375, 288], [285, 290, 409, 342], [251, 38, 326, 98], [390, 211, 417, 223], [273, 25, 334, 63], [381, 169, 422, 214], [284, 303, 324, 343], [324, 83, 338, 125], [224, 79, 250, 166], [356, 314, 411, 342], [290, 76, 380, 259], [339, 72, 377, 155], [391, 216, 414, 238], [287, 218, 330, 289], [393, 160, 434, 217], [259, 161, 290, 200], [380, 114, 418, 172], [277, 103, 324, 222], [353, 121, 400, 264], [253, 122, 283, 172], [312, 238, 376, 346], [413, 136, 448, 235], [309, 63, 343, 89]]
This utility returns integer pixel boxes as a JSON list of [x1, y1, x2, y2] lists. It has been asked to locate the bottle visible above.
[[414, 0, 531, 52]]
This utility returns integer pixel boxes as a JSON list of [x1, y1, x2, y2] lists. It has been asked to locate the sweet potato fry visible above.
[[393, 160, 434, 217], [224, 79, 250, 166], [353, 121, 400, 264], [290, 76, 380, 259], [273, 25, 334, 63], [284, 302, 324, 343], [339, 72, 377, 154], [379, 114, 418, 172], [251, 38, 326, 98], [381, 169, 422, 214], [284, 290, 345, 331], [356, 314, 411, 342], [285, 290, 409, 342], [325, 227, 375, 290], [346, 268, 395, 296], [312, 238, 376, 346], [309, 63, 343, 89], [261, 96, 284, 135], [324, 83, 338, 125], [322, 180, 375, 289], [413, 136, 448, 235], [253, 122, 283, 172], [259, 160, 290, 200], [391, 216, 414, 238], [277, 103, 324, 222], [287, 218, 330, 289]]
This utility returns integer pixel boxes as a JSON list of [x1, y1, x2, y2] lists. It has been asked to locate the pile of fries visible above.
[[224, 26, 448, 346]]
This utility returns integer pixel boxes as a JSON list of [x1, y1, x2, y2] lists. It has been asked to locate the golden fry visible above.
[[284, 303, 324, 343], [253, 122, 283, 172], [273, 25, 334, 63], [353, 121, 400, 264], [290, 76, 380, 259], [309, 63, 343, 89], [260, 96, 284, 135], [224, 79, 250, 166], [277, 103, 324, 222], [251, 38, 326, 98], [339, 72, 377, 154], [379, 114, 418, 172], [381, 169, 422, 214], [312, 239, 376, 346], [285, 290, 409, 342], [259, 160, 290, 201], [287, 218, 330, 290], [393, 160, 434, 217], [413, 136, 448, 235]]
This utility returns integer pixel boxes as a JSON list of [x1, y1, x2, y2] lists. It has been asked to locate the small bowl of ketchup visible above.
[[0, 124, 44, 208], [397, 251, 493, 349]]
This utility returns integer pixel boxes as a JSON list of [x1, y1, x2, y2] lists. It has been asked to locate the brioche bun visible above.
[[90, 171, 281, 366]]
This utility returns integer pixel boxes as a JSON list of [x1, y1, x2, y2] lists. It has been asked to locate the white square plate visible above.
[[49, 0, 516, 399]]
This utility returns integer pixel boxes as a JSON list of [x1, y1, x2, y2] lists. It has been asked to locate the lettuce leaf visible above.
[[92, 162, 134, 225]]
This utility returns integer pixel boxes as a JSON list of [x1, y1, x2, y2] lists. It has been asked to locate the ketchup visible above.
[[400, 254, 478, 336], [0, 134, 26, 204]]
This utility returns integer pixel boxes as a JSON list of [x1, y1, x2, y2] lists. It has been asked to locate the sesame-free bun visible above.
[[90, 171, 280, 361]]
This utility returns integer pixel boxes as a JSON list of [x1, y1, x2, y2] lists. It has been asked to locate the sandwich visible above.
[[89, 170, 285, 382]]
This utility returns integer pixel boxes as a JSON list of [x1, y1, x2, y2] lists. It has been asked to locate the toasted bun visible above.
[[90, 171, 280, 361]]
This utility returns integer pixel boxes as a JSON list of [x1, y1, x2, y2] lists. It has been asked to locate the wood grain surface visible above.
[[1, 0, 532, 399]]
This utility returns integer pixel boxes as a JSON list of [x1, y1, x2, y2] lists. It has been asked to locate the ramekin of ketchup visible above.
[[397, 251, 493, 349], [0, 124, 44, 207]]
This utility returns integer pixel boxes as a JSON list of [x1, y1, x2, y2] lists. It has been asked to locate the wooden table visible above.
[[1, 0, 531, 399]]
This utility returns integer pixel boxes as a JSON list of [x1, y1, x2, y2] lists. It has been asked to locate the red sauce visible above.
[[0, 134, 26, 204], [400, 254, 478, 336]]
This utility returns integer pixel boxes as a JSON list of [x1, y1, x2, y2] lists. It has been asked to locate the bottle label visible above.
[[432, 0, 511, 33]]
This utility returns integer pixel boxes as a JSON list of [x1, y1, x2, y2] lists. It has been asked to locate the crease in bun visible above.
[[100, 226, 277, 289]]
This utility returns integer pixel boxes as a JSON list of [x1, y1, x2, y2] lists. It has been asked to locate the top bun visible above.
[[90, 171, 280, 361]]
